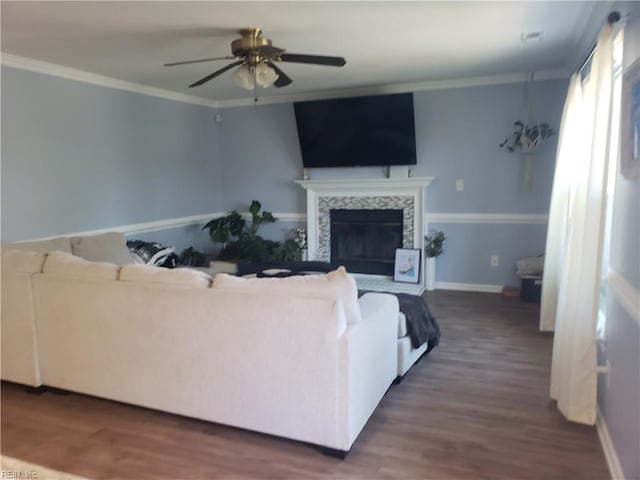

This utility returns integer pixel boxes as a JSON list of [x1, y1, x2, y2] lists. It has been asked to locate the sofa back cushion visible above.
[[1, 250, 47, 274], [212, 266, 362, 324], [70, 232, 134, 265], [43, 251, 120, 280], [2, 236, 72, 254], [119, 264, 212, 288]]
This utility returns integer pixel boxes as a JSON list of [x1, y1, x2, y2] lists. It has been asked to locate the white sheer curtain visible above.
[[542, 24, 615, 425], [539, 75, 583, 332]]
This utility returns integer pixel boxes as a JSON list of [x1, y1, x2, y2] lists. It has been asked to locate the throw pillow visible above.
[[70, 232, 134, 265], [212, 266, 362, 324], [43, 251, 120, 280], [126, 240, 177, 267], [119, 264, 212, 288]]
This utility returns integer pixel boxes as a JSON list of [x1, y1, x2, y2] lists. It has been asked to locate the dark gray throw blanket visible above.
[[360, 290, 441, 353], [395, 293, 441, 352]]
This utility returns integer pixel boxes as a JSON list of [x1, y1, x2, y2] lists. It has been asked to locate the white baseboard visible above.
[[596, 407, 625, 480], [435, 281, 503, 293]]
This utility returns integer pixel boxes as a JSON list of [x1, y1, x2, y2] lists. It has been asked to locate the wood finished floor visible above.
[[1, 291, 610, 480]]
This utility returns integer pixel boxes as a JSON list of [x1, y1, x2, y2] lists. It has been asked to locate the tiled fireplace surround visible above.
[[295, 177, 434, 293]]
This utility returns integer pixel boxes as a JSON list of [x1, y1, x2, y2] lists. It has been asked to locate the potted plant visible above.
[[425, 230, 446, 291], [203, 200, 305, 263]]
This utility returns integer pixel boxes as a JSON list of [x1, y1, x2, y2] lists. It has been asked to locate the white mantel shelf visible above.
[[294, 177, 435, 191]]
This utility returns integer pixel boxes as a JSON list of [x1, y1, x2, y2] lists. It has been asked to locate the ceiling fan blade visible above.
[[189, 60, 244, 88], [278, 53, 346, 67], [256, 45, 285, 57], [267, 62, 293, 88], [164, 56, 236, 67]]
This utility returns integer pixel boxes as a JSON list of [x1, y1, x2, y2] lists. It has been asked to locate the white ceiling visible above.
[[1, 1, 609, 105]]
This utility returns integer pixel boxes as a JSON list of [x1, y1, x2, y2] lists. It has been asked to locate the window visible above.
[[597, 29, 624, 341]]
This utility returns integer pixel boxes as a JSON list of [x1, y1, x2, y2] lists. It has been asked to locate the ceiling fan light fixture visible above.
[[255, 62, 280, 88], [233, 65, 255, 90]]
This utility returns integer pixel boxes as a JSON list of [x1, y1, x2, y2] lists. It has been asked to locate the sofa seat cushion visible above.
[[70, 232, 134, 265], [120, 264, 212, 288], [212, 266, 362, 324], [43, 251, 120, 280], [1, 250, 47, 273], [2, 236, 72, 254]]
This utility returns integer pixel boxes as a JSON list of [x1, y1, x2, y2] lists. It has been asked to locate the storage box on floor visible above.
[[521, 275, 542, 303]]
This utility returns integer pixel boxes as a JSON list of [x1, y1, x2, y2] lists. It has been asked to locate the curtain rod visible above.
[[577, 11, 621, 74]]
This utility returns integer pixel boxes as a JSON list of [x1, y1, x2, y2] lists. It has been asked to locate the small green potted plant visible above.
[[425, 230, 446, 291]]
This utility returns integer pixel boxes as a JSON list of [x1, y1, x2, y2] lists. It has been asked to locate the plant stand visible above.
[[425, 257, 436, 291]]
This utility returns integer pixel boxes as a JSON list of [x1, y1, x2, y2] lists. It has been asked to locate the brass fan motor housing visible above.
[[231, 28, 272, 58]]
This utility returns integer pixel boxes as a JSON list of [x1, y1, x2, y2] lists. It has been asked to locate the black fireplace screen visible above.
[[330, 209, 403, 275]]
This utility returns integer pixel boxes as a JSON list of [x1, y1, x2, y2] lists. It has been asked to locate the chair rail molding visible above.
[[605, 269, 640, 325], [426, 213, 548, 224]]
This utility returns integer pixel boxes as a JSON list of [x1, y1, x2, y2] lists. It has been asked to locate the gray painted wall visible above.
[[1, 66, 223, 242], [1, 66, 566, 287], [218, 103, 305, 213], [218, 79, 567, 286], [598, 3, 640, 479]]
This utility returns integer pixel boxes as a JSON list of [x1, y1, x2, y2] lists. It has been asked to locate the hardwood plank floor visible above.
[[1, 291, 610, 479]]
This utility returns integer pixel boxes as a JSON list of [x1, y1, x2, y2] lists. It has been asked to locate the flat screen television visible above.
[[293, 93, 416, 168]]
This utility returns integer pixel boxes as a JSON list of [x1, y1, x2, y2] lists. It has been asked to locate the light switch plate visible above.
[[456, 179, 464, 191]]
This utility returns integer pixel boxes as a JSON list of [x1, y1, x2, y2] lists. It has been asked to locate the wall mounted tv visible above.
[[293, 92, 416, 168]]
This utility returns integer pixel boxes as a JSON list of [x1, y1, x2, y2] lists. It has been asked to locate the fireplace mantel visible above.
[[294, 177, 435, 193], [295, 177, 435, 291]]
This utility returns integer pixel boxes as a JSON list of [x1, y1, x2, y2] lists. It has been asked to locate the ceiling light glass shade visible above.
[[233, 65, 255, 90], [255, 62, 279, 88]]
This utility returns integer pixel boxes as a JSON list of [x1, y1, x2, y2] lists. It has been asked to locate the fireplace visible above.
[[295, 176, 434, 291], [330, 209, 403, 275]]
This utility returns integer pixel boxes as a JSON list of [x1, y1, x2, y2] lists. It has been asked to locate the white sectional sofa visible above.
[[1, 238, 400, 456]]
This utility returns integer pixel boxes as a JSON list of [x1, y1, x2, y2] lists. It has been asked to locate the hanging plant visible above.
[[499, 121, 556, 153]]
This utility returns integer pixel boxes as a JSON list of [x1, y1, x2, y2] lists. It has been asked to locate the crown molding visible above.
[[0, 53, 218, 109], [1, 52, 569, 110], [216, 69, 570, 108]]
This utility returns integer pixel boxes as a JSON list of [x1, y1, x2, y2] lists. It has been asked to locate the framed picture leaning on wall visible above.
[[394, 248, 421, 284], [621, 58, 640, 179]]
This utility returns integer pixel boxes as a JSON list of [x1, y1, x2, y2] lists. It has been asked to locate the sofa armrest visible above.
[[337, 292, 398, 450]]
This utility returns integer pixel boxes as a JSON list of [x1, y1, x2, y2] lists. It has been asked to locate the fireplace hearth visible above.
[[330, 209, 403, 275]]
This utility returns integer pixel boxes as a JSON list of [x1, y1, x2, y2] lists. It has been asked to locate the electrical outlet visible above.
[[456, 179, 464, 191], [491, 255, 499, 267]]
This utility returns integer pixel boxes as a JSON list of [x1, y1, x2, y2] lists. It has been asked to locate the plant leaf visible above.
[[249, 200, 261, 216]]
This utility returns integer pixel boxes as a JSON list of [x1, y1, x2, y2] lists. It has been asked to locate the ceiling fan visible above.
[[164, 28, 346, 91]]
